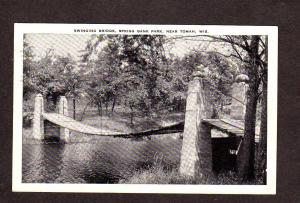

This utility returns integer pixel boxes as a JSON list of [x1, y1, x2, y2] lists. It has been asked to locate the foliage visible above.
[[23, 34, 267, 184], [23, 44, 86, 111], [166, 50, 238, 114], [82, 35, 169, 116], [23, 36, 37, 100], [81, 35, 239, 119], [204, 35, 267, 182]]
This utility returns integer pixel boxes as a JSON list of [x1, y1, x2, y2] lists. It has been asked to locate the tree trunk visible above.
[[79, 102, 90, 121], [73, 85, 76, 120], [105, 100, 109, 113], [111, 97, 116, 113], [97, 102, 102, 116], [239, 84, 258, 182], [73, 98, 76, 120], [130, 105, 133, 125], [259, 78, 267, 184], [259, 37, 268, 184], [238, 35, 261, 182]]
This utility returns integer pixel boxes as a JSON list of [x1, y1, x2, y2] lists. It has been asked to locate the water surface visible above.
[[22, 139, 182, 183]]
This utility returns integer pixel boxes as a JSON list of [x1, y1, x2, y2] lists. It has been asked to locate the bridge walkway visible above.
[[42, 112, 184, 137]]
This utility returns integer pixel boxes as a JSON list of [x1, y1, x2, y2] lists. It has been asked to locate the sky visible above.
[[26, 34, 91, 61], [25, 33, 219, 61]]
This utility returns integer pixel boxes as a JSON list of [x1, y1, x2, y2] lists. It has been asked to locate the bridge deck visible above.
[[43, 113, 121, 136], [202, 118, 244, 136], [42, 113, 184, 137], [202, 118, 260, 142], [43, 113, 259, 141]]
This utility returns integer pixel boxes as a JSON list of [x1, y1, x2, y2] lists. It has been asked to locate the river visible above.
[[22, 138, 182, 183]]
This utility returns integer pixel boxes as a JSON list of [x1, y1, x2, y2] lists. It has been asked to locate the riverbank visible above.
[[119, 146, 265, 185], [119, 163, 264, 185]]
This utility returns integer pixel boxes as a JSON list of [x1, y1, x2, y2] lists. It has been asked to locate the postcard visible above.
[[13, 24, 277, 194]]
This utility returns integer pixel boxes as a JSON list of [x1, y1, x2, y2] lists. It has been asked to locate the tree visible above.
[[25, 47, 85, 115], [81, 35, 168, 121], [81, 35, 122, 116], [206, 35, 267, 182], [113, 35, 168, 114], [23, 36, 36, 100], [23, 36, 38, 127], [52, 55, 85, 119], [258, 37, 268, 184], [168, 35, 267, 182], [164, 50, 237, 115]]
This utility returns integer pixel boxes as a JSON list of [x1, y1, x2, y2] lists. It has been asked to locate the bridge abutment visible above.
[[230, 74, 249, 120], [59, 96, 70, 143], [32, 94, 44, 140], [179, 68, 213, 179]]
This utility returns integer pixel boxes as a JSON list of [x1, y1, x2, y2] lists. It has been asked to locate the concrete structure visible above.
[[230, 74, 249, 120], [32, 95, 70, 142], [179, 71, 250, 178], [58, 96, 70, 142], [179, 70, 212, 178], [32, 94, 44, 140]]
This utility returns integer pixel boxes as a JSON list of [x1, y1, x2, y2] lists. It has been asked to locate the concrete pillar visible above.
[[231, 74, 249, 120], [195, 122, 212, 178], [180, 67, 212, 178], [32, 94, 44, 140], [58, 96, 70, 143]]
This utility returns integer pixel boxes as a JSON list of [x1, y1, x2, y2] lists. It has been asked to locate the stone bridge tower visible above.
[[179, 65, 213, 178], [230, 74, 249, 120]]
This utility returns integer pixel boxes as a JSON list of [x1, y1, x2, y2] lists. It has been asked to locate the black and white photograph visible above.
[[13, 24, 277, 194]]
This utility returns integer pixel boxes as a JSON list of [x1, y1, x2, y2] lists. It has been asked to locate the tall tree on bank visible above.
[[172, 35, 267, 181], [165, 50, 237, 114], [258, 37, 268, 184], [82, 35, 168, 120], [40, 53, 83, 114], [206, 35, 268, 182], [23, 35, 36, 100], [119, 35, 168, 114], [53, 55, 85, 119], [24, 46, 84, 116]]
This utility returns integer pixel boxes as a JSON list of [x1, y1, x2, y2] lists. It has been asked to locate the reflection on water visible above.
[[22, 139, 182, 183]]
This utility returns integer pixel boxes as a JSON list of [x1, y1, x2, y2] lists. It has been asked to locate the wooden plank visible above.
[[43, 113, 119, 135], [42, 113, 184, 137], [220, 118, 244, 129], [202, 118, 244, 136]]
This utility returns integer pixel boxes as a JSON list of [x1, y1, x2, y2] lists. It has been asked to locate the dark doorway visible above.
[[212, 137, 239, 173]]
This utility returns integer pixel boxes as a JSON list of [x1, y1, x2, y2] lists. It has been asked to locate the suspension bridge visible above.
[[32, 95, 250, 140], [31, 69, 258, 177]]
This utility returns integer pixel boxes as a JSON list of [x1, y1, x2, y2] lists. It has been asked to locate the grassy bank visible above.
[[119, 147, 265, 185], [119, 163, 263, 185], [118, 155, 240, 185]]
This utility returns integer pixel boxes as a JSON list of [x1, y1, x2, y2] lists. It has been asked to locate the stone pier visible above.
[[230, 74, 249, 120], [179, 69, 212, 178], [58, 96, 70, 142], [32, 94, 44, 140]]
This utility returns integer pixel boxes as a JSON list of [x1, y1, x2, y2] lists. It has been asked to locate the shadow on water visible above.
[[22, 144, 65, 183], [22, 138, 182, 184]]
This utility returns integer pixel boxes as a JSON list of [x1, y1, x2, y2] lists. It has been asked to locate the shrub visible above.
[[119, 150, 263, 185], [23, 112, 33, 128]]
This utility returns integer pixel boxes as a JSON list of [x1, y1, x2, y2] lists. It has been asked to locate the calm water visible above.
[[22, 139, 182, 183]]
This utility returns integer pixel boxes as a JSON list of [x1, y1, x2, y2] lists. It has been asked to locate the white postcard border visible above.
[[13, 24, 278, 194]]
